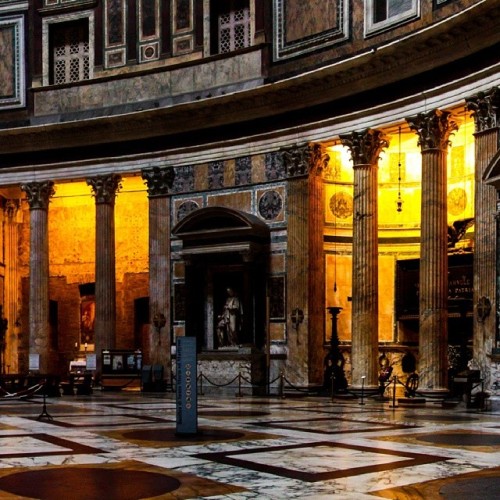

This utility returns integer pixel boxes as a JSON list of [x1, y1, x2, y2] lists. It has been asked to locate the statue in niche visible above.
[[217, 287, 243, 348]]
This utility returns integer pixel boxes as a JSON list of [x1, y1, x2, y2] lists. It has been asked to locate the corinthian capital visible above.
[[406, 109, 458, 151], [339, 129, 389, 166], [141, 166, 176, 197], [282, 143, 329, 178], [20, 181, 55, 210], [86, 174, 122, 205], [466, 87, 500, 133]]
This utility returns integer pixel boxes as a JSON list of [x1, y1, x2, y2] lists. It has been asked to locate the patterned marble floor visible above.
[[0, 389, 498, 499]]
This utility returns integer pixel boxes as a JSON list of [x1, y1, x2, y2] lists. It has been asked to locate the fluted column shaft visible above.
[[87, 174, 121, 376], [3, 200, 21, 373], [340, 129, 389, 389], [141, 167, 175, 375], [20, 182, 55, 374], [407, 109, 457, 393], [283, 143, 328, 386], [466, 89, 500, 385]]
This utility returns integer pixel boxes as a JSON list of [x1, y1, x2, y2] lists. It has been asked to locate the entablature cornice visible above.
[[0, 1, 499, 168]]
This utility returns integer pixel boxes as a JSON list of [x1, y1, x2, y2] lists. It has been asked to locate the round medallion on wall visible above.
[[448, 188, 467, 215], [177, 200, 199, 222], [329, 192, 353, 219], [258, 190, 283, 220]]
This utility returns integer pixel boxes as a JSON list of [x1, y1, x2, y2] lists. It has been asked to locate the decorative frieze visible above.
[[265, 152, 286, 181], [235, 156, 252, 186], [173, 165, 195, 193], [208, 161, 225, 190]]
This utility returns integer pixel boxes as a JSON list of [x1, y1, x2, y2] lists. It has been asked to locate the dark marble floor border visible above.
[[195, 441, 447, 482], [0, 433, 105, 459], [27, 413, 173, 428], [253, 416, 417, 435]]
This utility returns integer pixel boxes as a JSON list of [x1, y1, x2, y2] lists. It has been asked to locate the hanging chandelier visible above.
[[396, 126, 404, 212]]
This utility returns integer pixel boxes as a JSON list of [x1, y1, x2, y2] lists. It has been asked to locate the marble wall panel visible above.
[[274, 0, 348, 60], [285, 0, 337, 43], [0, 27, 14, 98], [34, 49, 262, 115], [252, 154, 267, 183], [223, 159, 235, 187], [207, 191, 252, 212], [0, 15, 25, 109]]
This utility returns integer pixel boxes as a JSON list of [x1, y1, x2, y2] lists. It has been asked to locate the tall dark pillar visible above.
[[283, 143, 328, 386], [86, 174, 121, 378], [407, 109, 458, 394], [339, 129, 389, 390], [466, 88, 500, 385], [141, 166, 175, 380], [20, 181, 55, 374]]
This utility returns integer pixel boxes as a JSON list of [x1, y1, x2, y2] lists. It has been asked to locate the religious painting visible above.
[[80, 298, 95, 345]]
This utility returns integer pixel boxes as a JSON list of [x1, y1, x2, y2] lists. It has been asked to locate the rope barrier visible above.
[[0, 383, 45, 401]]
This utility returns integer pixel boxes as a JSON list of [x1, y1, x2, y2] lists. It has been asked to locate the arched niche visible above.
[[172, 206, 270, 352]]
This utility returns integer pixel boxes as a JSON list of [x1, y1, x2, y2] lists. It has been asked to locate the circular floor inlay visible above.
[[0, 468, 180, 500], [417, 432, 500, 446], [440, 477, 500, 499], [123, 427, 245, 442]]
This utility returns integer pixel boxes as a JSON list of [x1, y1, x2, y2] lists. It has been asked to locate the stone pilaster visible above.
[[3, 200, 21, 374], [466, 88, 500, 387], [283, 143, 328, 386], [86, 174, 121, 377], [20, 181, 55, 374], [339, 129, 389, 390], [141, 166, 175, 378], [407, 109, 458, 393]]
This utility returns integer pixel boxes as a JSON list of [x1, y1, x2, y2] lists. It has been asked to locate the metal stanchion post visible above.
[[360, 375, 366, 405], [237, 372, 242, 398], [199, 372, 203, 396], [331, 373, 335, 403], [279, 372, 285, 399], [390, 375, 398, 408]]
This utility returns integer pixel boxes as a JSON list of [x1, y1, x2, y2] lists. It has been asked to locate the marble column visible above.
[[340, 129, 389, 390], [86, 174, 121, 377], [3, 200, 21, 374], [466, 88, 500, 386], [407, 109, 458, 394], [141, 166, 175, 378], [20, 181, 55, 374], [283, 143, 328, 386]]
